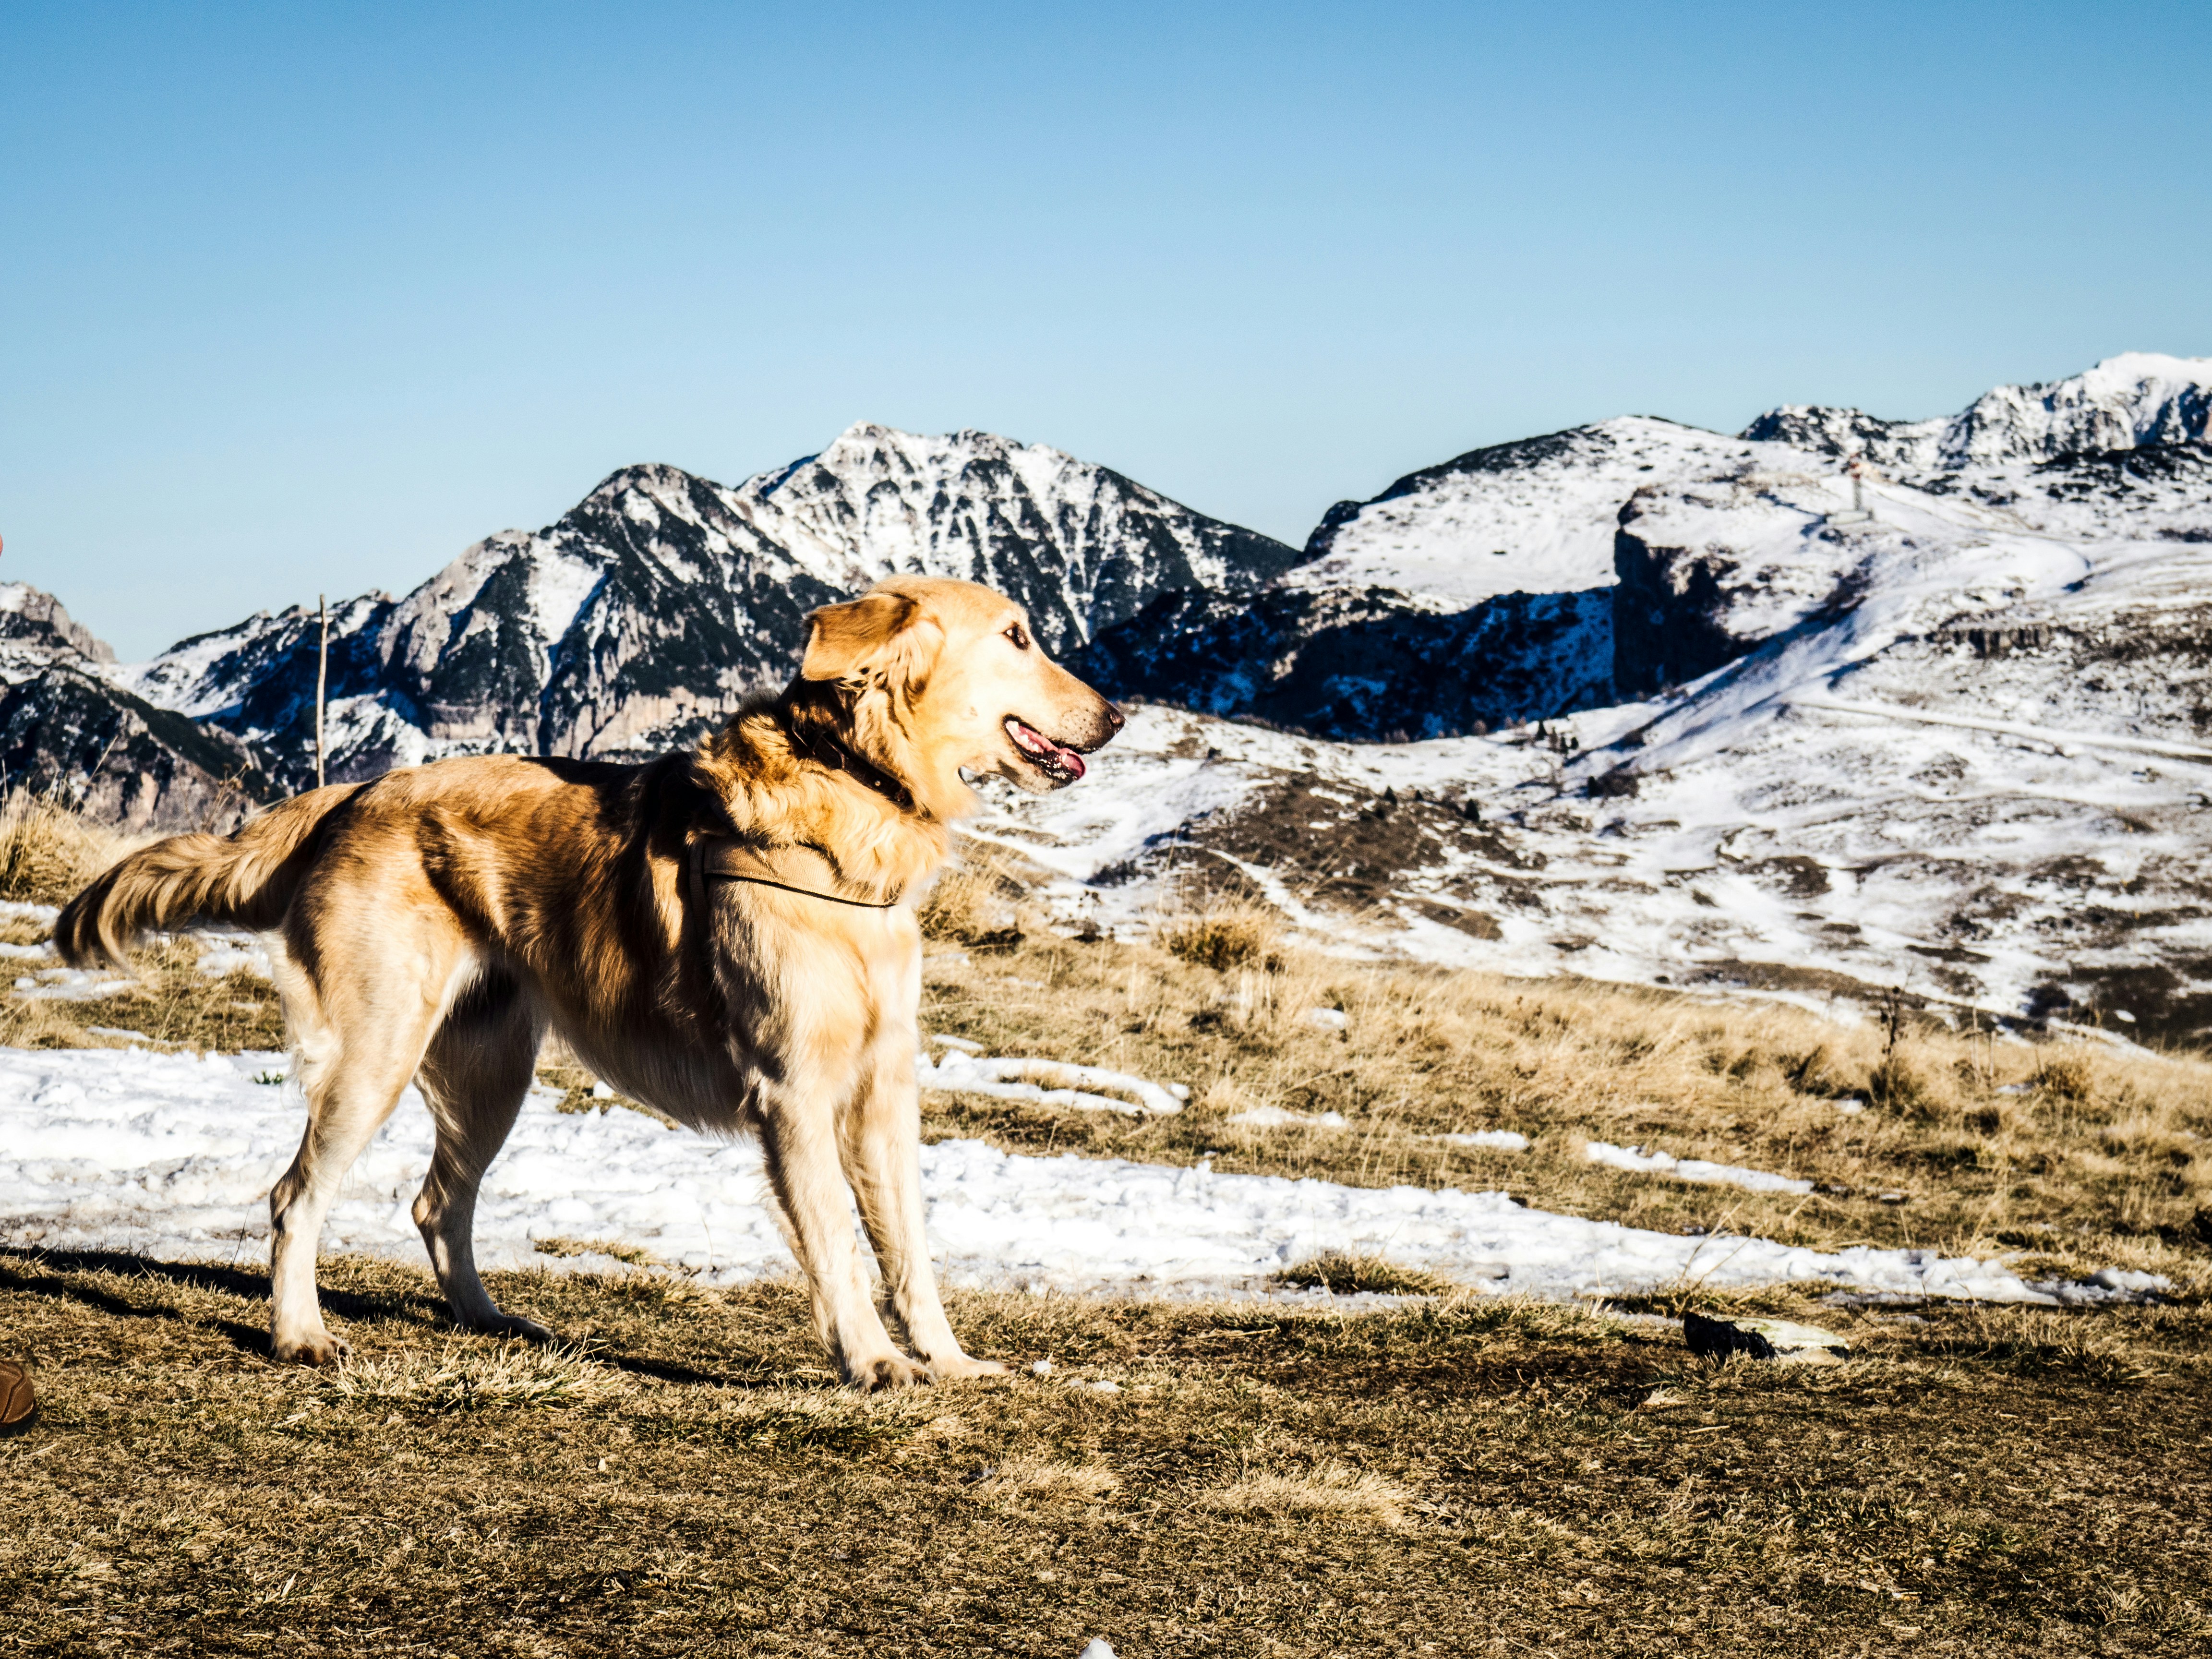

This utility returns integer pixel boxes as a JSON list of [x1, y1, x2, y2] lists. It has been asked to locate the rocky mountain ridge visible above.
[[13, 352, 2209, 839], [116, 427, 1300, 795]]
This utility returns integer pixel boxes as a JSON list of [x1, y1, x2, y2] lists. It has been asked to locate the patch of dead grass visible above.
[[533, 1236, 665, 1268], [327, 1340, 629, 1414], [1154, 897, 1283, 972], [1198, 1460, 1415, 1528], [0, 787, 133, 906], [971, 1453, 1121, 1507], [916, 922, 2212, 1289], [1273, 1251, 1453, 1298]]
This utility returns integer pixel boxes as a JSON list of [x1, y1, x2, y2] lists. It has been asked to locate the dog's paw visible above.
[[273, 1329, 351, 1367], [465, 1312, 554, 1344], [926, 1355, 1010, 1382], [848, 1352, 928, 1392]]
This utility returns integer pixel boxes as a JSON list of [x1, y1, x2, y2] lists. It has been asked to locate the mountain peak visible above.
[[1743, 351, 2212, 470]]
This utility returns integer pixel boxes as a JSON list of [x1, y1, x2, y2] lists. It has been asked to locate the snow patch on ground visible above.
[[0, 1046, 2111, 1305], [1584, 1141, 1815, 1196], [917, 1052, 1185, 1117]]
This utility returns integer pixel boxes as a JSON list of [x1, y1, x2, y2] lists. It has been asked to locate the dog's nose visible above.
[[1105, 703, 1126, 733]]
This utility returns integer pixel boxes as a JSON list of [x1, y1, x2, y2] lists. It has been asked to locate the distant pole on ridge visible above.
[[315, 595, 329, 790]]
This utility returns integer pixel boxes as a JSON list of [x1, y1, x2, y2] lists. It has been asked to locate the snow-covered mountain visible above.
[[1072, 419, 1803, 736], [979, 355, 2212, 1043], [723, 424, 1298, 652], [20, 351, 2212, 1039], [121, 426, 1299, 792], [1079, 354, 2212, 738]]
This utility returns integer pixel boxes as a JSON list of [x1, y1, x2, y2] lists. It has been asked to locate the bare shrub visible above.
[[1868, 1050, 1948, 1116], [1784, 1042, 1858, 1098], [1156, 901, 1281, 973], [2037, 1052, 2097, 1103], [917, 850, 1027, 947]]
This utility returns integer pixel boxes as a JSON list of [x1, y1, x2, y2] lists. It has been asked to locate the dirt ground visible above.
[[1, 1252, 2208, 1657]]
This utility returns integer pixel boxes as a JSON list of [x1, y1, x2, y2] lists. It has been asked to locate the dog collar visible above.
[[791, 728, 917, 816], [690, 836, 905, 910]]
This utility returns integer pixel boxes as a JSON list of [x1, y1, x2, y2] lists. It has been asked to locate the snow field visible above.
[[0, 1046, 2130, 1307]]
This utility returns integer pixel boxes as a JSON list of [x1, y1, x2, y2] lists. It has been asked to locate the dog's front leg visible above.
[[756, 1072, 925, 1391], [841, 1038, 1006, 1382]]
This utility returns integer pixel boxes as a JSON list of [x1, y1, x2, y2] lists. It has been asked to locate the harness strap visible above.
[[689, 836, 904, 910]]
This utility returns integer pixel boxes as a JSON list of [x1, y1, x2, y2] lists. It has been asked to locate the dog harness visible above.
[[688, 835, 905, 910]]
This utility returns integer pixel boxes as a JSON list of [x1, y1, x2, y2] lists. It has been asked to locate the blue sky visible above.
[[5, 1, 2208, 658]]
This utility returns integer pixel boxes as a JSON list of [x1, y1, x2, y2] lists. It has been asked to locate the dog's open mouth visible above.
[[1004, 717, 1088, 782]]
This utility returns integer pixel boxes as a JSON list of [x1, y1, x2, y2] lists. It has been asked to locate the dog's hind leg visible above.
[[268, 948, 458, 1366], [412, 968, 551, 1341]]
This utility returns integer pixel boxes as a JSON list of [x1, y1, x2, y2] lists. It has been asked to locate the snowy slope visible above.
[[1070, 419, 1779, 738], [1291, 418, 1760, 609]]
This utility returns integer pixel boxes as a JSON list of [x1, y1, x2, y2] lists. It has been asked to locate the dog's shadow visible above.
[[0, 1246, 772, 1386]]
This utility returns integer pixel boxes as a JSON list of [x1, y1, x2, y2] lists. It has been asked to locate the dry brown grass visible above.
[[0, 934, 287, 1056], [0, 786, 132, 906], [1273, 1251, 1454, 1298], [1197, 1460, 1416, 1528], [533, 1236, 667, 1268], [325, 1340, 630, 1414], [970, 1453, 1121, 1507], [915, 846, 1033, 949], [2, 1250, 2206, 1654]]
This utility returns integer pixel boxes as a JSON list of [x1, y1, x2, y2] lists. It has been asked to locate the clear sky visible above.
[[4, 1, 2208, 659]]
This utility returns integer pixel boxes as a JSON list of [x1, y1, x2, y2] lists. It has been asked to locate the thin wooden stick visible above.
[[314, 594, 328, 790]]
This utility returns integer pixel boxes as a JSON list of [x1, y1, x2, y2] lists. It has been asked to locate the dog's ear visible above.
[[802, 592, 944, 690]]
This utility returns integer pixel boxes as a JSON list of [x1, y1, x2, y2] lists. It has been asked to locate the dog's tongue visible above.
[[1010, 719, 1085, 779]]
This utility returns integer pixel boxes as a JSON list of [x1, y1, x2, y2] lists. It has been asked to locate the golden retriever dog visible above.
[[57, 577, 1123, 1386]]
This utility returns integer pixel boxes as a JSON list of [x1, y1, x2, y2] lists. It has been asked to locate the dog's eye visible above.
[[1004, 623, 1031, 650]]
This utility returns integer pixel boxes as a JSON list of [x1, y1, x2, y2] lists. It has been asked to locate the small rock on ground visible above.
[[1684, 1311, 1851, 1364]]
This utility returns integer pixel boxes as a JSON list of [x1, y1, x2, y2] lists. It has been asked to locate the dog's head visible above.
[[788, 576, 1125, 817]]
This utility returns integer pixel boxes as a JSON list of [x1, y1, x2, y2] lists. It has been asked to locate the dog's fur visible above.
[[56, 577, 1123, 1385]]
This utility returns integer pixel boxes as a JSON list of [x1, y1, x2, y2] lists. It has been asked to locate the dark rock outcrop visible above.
[[1070, 583, 1614, 740], [0, 662, 271, 833]]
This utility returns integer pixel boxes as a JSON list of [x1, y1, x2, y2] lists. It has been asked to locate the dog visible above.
[[57, 577, 1124, 1386]]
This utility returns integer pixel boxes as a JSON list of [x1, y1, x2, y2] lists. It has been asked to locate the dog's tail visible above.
[[55, 784, 364, 971]]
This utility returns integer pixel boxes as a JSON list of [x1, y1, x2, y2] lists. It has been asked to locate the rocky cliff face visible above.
[[122, 429, 1298, 791]]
